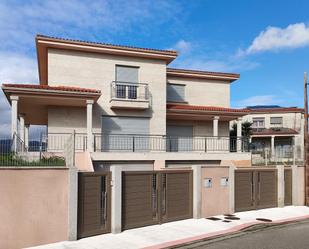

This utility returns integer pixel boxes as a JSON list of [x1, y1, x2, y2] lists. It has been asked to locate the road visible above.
[[176, 219, 309, 249]]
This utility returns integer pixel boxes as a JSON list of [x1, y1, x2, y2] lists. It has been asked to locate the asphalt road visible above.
[[175, 219, 309, 249]]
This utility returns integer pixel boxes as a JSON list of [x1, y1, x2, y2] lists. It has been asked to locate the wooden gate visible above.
[[77, 172, 111, 239], [122, 170, 193, 230], [235, 169, 277, 212], [284, 168, 292, 205]]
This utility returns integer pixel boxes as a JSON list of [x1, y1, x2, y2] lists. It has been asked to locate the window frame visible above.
[[166, 83, 186, 103]]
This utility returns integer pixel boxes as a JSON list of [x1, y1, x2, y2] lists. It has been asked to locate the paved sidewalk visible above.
[[28, 206, 309, 249]]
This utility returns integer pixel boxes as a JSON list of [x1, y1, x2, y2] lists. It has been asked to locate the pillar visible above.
[[276, 165, 285, 207], [110, 166, 122, 233], [213, 116, 219, 137], [25, 125, 29, 150], [68, 166, 78, 240], [10, 96, 19, 138], [19, 114, 25, 143], [292, 164, 299, 205], [228, 165, 236, 214], [271, 135, 275, 160], [192, 165, 202, 219], [86, 100, 94, 152], [237, 118, 242, 152]]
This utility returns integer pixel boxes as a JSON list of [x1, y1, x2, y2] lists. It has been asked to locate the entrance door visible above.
[[284, 168, 292, 205], [78, 172, 111, 239]]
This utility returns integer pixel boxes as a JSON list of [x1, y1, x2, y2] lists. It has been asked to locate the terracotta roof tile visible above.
[[2, 84, 101, 94], [167, 104, 249, 113], [252, 128, 298, 135], [167, 67, 240, 79], [245, 107, 304, 113], [36, 34, 177, 55]]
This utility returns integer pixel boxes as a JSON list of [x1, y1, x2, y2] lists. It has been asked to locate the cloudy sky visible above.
[[1, 0, 309, 135]]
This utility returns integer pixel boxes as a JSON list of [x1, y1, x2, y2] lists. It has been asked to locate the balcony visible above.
[[93, 134, 249, 153], [110, 81, 150, 109]]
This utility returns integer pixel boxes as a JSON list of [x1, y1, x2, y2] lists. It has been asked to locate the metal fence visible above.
[[0, 133, 66, 167], [111, 81, 149, 101], [93, 134, 250, 153]]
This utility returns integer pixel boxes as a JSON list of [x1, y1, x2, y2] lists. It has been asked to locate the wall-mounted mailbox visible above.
[[204, 178, 212, 188], [220, 177, 229, 187]]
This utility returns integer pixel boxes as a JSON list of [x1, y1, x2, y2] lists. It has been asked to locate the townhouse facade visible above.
[[1, 35, 304, 248], [242, 105, 305, 162]]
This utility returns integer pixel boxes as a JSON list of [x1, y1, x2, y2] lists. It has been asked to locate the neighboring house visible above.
[[242, 105, 305, 161], [2, 34, 250, 168]]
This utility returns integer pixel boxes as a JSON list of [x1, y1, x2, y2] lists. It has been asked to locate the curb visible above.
[[142, 214, 309, 249]]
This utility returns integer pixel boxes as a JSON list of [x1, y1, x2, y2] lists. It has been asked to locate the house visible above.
[[1, 35, 303, 248], [241, 105, 305, 162]]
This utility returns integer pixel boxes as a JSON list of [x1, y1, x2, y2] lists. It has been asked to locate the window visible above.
[[167, 84, 185, 102], [115, 65, 138, 99], [270, 117, 283, 126], [252, 117, 265, 128]]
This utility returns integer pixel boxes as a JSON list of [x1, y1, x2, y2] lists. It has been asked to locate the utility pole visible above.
[[304, 72, 308, 206]]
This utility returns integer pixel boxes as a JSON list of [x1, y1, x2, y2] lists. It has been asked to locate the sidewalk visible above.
[[28, 206, 309, 249]]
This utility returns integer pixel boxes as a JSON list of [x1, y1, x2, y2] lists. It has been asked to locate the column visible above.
[[271, 135, 275, 160], [237, 118, 242, 152], [276, 165, 285, 207], [213, 116, 219, 137], [25, 125, 29, 151], [111, 166, 122, 233], [10, 96, 19, 138], [19, 114, 25, 143], [192, 165, 202, 219], [86, 100, 94, 152], [228, 165, 236, 214]]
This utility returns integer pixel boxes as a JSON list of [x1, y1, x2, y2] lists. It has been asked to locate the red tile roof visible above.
[[167, 104, 249, 113], [252, 128, 298, 135], [36, 34, 178, 56], [2, 84, 101, 94]]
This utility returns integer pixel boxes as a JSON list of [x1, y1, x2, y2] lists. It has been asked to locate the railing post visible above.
[[94, 134, 96, 152], [39, 132, 43, 160], [132, 136, 135, 152], [204, 137, 207, 152]]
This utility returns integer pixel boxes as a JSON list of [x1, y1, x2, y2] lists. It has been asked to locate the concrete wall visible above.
[[48, 49, 167, 136], [167, 76, 230, 107], [0, 168, 69, 249], [201, 166, 230, 217]]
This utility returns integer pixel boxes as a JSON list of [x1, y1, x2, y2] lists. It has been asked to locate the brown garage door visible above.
[[122, 170, 193, 230], [78, 172, 111, 239], [235, 169, 277, 212], [161, 171, 193, 223], [284, 168, 292, 205]]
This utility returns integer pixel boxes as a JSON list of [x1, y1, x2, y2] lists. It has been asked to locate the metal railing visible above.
[[93, 134, 250, 153], [0, 133, 66, 167], [111, 81, 149, 101]]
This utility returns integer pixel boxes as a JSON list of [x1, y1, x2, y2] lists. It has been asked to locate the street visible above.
[[176, 219, 309, 249]]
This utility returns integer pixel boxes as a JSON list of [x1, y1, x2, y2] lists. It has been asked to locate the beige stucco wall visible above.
[[201, 166, 230, 217], [167, 76, 231, 107], [47, 48, 167, 135], [0, 168, 69, 249]]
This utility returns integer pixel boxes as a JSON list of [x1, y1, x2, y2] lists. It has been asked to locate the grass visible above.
[[0, 153, 66, 167]]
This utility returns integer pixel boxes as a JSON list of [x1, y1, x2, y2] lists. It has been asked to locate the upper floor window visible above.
[[252, 117, 265, 128], [270, 117, 283, 126], [167, 83, 186, 102], [115, 65, 139, 99]]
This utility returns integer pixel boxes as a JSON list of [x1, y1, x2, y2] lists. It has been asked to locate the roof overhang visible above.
[[246, 108, 304, 114], [167, 104, 248, 121], [2, 84, 101, 125], [36, 35, 178, 84], [167, 68, 240, 82]]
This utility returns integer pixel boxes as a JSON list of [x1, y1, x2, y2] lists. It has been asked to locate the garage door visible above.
[[122, 170, 193, 231], [122, 172, 159, 230], [235, 169, 277, 212], [77, 172, 111, 239], [284, 168, 292, 205], [102, 116, 150, 151]]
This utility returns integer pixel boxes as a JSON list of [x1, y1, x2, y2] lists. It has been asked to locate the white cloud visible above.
[[170, 40, 192, 54], [240, 23, 309, 55], [232, 95, 283, 108]]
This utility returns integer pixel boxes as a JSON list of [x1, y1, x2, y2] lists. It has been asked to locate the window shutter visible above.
[[167, 84, 185, 102], [116, 66, 138, 83]]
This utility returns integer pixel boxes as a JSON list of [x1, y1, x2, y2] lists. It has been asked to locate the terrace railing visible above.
[[111, 81, 149, 101], [93, 134, 250, 153]]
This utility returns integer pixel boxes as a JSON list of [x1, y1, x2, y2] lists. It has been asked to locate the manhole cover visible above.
[[206, 217, 221, 221], [256, 218, 272, 222], [224, 216, 240, 220]]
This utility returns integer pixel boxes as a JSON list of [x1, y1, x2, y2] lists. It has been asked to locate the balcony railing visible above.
[[93, 134, 250, 153], [111, 81, 149, 101]]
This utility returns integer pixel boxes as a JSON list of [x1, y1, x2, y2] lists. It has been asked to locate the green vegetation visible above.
[[0, 153, 66, 167]]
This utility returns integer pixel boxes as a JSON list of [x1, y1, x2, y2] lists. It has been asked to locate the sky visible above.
[[1, 0, 309, 135]]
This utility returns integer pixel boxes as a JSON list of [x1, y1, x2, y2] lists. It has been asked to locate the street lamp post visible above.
[[304, 72, 309, 206]]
